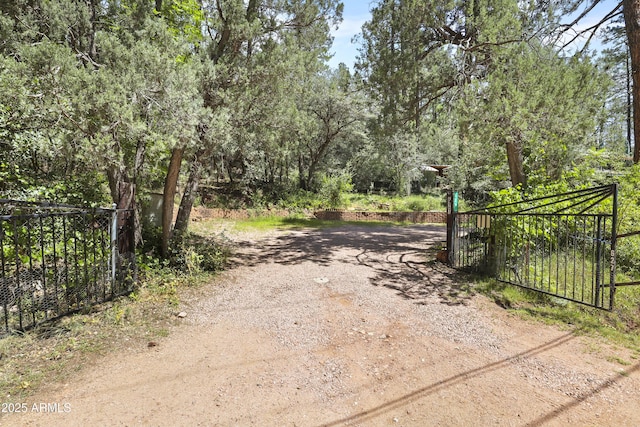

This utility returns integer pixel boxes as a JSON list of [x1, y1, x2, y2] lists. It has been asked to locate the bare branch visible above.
[[558, 0, 605, 31], [409, 84, 457, 123], [75, 49, 103, 69], [556, 0, 622, 51]]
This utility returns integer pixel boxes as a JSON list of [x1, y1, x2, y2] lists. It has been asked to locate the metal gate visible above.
[[447, 185, 634, 310], [0, 200, 136, 336]]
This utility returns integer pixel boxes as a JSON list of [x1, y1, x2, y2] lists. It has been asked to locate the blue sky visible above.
[[328, 1, 373, 69], [328, 0, 623, 70]]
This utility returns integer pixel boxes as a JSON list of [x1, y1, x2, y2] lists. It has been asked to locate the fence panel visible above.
[[449, 186, 616, 310], [0, 201, 135, 336]]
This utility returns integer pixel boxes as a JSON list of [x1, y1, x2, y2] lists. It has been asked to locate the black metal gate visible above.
[[0, 200, 136, 336], [447, 185, 627, 310]]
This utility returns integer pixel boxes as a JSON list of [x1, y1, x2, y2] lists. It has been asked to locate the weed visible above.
[[0, 254, 216, 400], [477, 278, 640, 351], [607, 355, 631, 365]]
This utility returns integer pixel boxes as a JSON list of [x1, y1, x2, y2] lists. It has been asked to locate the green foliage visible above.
[[358, 0, 622, 204], [480, 279, 640, 349], [455, 43, 609, 194], [0, 0, 206, 208], [395, 195, 445, 212], [167, 231, 230, 274], [318, 171, 353, 208], [10, 173, 110, 206], [281, 190, 325, 211], [483, 166, 640, 280], [157, 0, 205, 45], [139, 218, 229, 275], [616, 165, 640, 277]]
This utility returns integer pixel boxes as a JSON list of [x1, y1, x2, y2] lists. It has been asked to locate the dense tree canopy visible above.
[[0, 0, 636, 254]]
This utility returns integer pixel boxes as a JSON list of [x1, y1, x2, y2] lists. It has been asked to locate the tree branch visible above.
[[558, 0, 605, 31], [558, 2, 623, 51]]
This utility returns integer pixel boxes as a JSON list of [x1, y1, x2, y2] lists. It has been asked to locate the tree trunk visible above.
[[115, 180, 136, 255], [623, 0, 640, 163], [106, 165, 124, 206], [173, 149, 206, 238], [87, 0, 98, 62], [106, 166, 137, 255], [506, 141, 526, 187], [161, 147, 184, 258], [298, 155, 307, 190], [106, 140, 146, 249]]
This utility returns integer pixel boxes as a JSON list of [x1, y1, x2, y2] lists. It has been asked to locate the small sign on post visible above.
[[446, 190, 459, 266]]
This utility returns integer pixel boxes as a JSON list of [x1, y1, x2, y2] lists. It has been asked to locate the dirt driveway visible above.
[[8, 224, 640, 426]]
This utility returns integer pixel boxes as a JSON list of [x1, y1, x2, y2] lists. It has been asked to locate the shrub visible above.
[[319, 172, 354, 209], [616, 165, 640, 278], [398, 195, 445, 212], [168, 231, 230, 273]]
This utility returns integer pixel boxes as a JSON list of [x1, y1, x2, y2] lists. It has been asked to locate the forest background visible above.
[[0, 0, 638, 260]]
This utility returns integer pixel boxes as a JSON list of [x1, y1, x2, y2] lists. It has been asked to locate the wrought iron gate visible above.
[[0, 200, 136, 336], [448, 185, 628, 310]]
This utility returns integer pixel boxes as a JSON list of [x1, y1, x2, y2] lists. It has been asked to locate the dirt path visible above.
[[7, 224, 640, 426]]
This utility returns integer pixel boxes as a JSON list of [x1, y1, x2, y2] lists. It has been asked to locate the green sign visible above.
[[453, 191, 459, 213]]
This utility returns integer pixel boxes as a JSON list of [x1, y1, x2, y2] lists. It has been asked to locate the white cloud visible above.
[[328, 15, 369, 69], [332, 15, 368, 39]]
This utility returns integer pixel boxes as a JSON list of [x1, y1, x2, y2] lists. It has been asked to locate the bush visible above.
[[166, 229, 230, 274], [139, 224, 230, 275], [319, 172, 354, 209], [616, 165, 640, 278], [396, 195, 445, 212]]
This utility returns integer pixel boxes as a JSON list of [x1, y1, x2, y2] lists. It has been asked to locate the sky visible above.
[[328, 1, 373, 69], [327, 0, 623, 70]]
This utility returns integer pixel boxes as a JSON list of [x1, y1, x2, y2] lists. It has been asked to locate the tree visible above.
[[553, 0, 640, 162], [459, 43, 608, 187], [599, 22, 632, 157], [0, 1, 206, 246], [296, 71, 367, 190], [168, 0, 344, 245], [357, 0, 546, 190], [0, 1, 111, 203], [623, 0, 640, 162], [356, 0, 614, 195]]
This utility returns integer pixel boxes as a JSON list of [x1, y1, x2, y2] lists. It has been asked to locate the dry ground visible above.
[[4, 224, 640, 426]]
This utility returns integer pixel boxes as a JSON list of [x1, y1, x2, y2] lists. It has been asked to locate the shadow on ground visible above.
[[317, 330, 640, 427], [228, 224, 476, 305]]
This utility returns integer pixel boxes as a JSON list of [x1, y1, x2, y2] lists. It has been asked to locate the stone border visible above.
[[313, 210, 446, 224], [190, 207, 447, 224]]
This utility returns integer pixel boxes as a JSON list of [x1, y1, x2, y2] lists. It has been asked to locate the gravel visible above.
[[186, 223, 639, 416], [12, 223, 640, 426]]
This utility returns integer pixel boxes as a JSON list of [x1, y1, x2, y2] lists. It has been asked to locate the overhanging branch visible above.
[[557, 1, 623, 51]]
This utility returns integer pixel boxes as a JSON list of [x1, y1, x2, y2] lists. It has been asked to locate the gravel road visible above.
[[10, 224, 640, 426]]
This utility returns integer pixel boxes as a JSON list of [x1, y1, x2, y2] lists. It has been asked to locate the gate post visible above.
[[610, 184, 618, 309], [446, 190, 457, 266], [595, 215, 603, 307], [110, 204, 118, 295]]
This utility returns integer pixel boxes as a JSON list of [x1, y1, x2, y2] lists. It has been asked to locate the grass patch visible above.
[[345, 193, 445, 212], [231, 215, 314, 231], [190, 214, 415, 236], [0, 263, 216, 400], [477, 279, 640, 352], [228, 216, 411, 232], [203, 188, 448, 213]]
